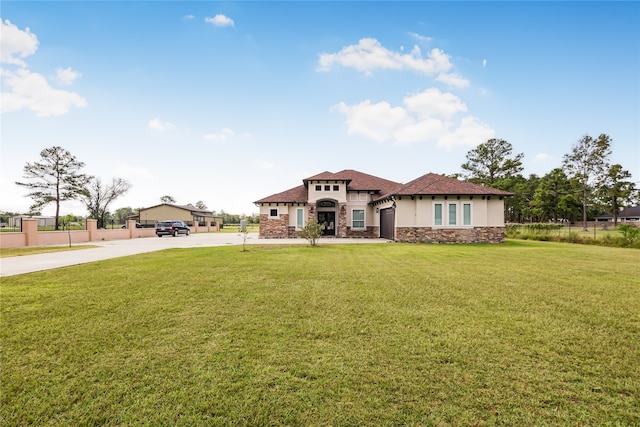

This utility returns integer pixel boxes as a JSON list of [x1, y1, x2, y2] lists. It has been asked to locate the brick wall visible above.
[[395, 227, 505, 243], [259, 213, 289, 238]]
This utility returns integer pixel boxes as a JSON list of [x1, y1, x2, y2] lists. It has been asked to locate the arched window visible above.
[[317, 200, 336, 208]]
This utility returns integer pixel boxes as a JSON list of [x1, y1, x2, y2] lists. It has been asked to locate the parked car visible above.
[[156, 220, 190, 237]]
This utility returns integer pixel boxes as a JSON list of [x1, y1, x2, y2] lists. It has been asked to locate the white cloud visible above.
[[55, 67, 81, 86], [317, 38, 468, 88], [407, 32, 433, 44], [1, 68, 87, 116], [183, 15, 195, 20], [148, 118, 175, 131], [255, 159, 275, 169], [435, 72, 469, 88], [0, 20, 87, 116], [204, 127, 245, 141], [205, 14, 235, 27], [436, 116, 494, 149], [335, 100, 411, 143], [335, 87, 494, 149], [482, 59, 487, 68], [115, 162, 155, 180], [0, 19, 39, 66], [318, 38, 454, 77], [535, 153, 554, 161], [403, 87, 467, 119]]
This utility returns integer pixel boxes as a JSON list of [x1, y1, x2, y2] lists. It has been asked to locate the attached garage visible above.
[[380, 207, 395, 240]]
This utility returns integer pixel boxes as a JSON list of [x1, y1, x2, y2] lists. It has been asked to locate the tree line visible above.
[[459, 135, 637, 230], [11, 136, 638, 231]]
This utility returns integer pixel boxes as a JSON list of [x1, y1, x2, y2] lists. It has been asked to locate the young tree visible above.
[[297, 219, 323, 246], [80, 178, 131, 228], [15, 146, 92, 230], [194, 200, 208, 210], [461, 138, 524, 186], [160, 195, 176, 204], [562, 134, 612, 230], [596, 164, 636, 227]]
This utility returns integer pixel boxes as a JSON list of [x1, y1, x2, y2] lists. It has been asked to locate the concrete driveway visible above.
[[1, 233, 388, 277]]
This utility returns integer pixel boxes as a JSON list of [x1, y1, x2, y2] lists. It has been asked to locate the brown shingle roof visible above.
[[254, 185, 308, 204], [255, 171, 511, 204], [380, 173, 512, 199], [304, 169, 402, 193]]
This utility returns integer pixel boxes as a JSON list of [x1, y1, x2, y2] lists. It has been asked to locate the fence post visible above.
[[22, 218, 39, 247], [87, 219, 98, 241]]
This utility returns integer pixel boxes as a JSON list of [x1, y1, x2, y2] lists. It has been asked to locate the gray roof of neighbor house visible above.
[[596, 205, 640, 219], [255, 170, 511, 205]]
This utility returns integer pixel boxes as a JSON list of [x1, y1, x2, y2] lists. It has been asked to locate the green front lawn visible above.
[[2, 241, 639, 426]]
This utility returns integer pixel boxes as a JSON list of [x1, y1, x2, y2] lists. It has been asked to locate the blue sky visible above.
[[2, 1, 639, 217]]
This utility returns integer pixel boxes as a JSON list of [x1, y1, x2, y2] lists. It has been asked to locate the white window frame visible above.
[[296, 208, 304, 230], [433, 202, 443, 226], [448, 202, 457, 226], [268, 208, 279, 219], [463, 202, 472, 226], [352, 209, 365, 229]]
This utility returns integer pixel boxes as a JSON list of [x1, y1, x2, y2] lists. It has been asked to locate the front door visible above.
[[317, 211, 336, 236]]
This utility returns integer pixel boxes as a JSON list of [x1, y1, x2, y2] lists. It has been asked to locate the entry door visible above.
[[380, 208, 395, 240], [317, 211, 336, 236]]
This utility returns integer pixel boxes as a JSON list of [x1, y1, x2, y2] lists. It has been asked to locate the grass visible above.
[[0, 245, 98, 258], [219, 223, 260, 233], [1, 241, 639, 426], [506, 223, 640, 248]]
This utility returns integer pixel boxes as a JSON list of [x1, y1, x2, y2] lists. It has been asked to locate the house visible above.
[[254, 170, 512, 243], [8, 215, 56, 228], [596, 205, 640, 223], [137, 203, 223, 231]]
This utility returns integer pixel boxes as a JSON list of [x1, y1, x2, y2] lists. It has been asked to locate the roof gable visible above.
[[254, 185, 308, 204]]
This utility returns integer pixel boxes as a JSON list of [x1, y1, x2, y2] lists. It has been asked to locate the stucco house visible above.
[[254, 169, 512, 243], [137, 203, 223, 231]]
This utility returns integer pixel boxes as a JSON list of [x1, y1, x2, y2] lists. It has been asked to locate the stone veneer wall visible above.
[[259, 213, 289, 238], [395, 227, 505, 243], [345, 226, 379, 238]]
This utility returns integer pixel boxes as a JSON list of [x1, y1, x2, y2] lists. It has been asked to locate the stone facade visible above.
[[395, 227, 505, 243], [345, 226, 379, 238], [259, 213, 289, 238]]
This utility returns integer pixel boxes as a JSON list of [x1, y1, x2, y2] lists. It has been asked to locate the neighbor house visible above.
[[137, 203, 223, 231], [596, 205, 640, 223], [254, 170, 512, 243]]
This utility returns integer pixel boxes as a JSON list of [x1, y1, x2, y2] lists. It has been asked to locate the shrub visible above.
[[618, 224, 640, 246], [297, 219, 323, 246]]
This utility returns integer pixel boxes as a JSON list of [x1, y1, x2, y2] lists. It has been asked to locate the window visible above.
[[318, 200, 335, 207], [315, 185, 321, 191], [352, 209, 365, 229], [333, 185, 339, 191], [448, 203, 457, 225], [463, 203, 471, 226], [296, 208, 304, 230], [269, 208, 278, 218], [324, 185, 330, 191], [434, 203, 443, 225]]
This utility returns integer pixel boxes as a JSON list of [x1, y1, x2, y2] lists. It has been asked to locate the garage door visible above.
[[380, 208, 395, 240]]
